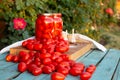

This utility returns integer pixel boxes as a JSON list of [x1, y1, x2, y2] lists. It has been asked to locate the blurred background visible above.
[[0, 0, 120, 50]]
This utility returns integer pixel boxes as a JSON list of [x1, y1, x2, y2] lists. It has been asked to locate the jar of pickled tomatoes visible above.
[[35, 13, 63, 41]]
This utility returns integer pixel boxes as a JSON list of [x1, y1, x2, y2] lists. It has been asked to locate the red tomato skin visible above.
[[42, 66, 52, 74], [80, 72, 92, 80], [42, 58, 52, 65], [12, 55, 19, 62], [26, 43, 34, 50], [57, 67, 69, 76], [34, 44, 42, 51], [32, 67, 42, 76], [6, 54, 13, 62], [22, 41, 28, 47], [19, 53, 30, 62], [51, 72, 65, 80], [69, 67, 82, 76], [27, 64, 37, 72], [55, 57, 63, 63], [18, 62, 27, 72]]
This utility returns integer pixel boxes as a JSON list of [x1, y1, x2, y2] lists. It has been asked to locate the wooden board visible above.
[[65, 42, 93, 60], [10, 41, 93, 60]]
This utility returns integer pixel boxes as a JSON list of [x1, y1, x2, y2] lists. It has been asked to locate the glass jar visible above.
[[35, 13, 54, 41], [35, 13, 63, 41]]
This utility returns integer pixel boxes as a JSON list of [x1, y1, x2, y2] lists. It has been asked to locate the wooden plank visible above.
[[0, 60, 16, 69], [0, 64, 20, 80], [13, 72, 49, 80], [112, 58, 120, 80], [91, 49, 120, 80], [0, 52, 8, 60], [76, 49, 107, 66]]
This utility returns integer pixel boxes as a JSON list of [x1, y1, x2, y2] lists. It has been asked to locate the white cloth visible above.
[[0, 32, 107, 54]]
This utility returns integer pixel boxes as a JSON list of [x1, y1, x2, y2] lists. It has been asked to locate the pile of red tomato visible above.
[[5, 13, 96, 80], [6, 48, 96, 80]]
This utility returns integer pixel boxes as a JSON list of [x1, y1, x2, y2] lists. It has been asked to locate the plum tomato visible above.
[[57, 67, 69, 76], [57, 61, 70, 70], [86, 64, 96, 74], [12, 55, 19, 62], [42, 65, 52, 74], [69, 67, 82, 76], [19, 52, 30, 62], [34, 43, 42, 51], [31, 67, 42, 76], [6, 54, 13, 62], [26, 43, 34, 50], [55, 45, 69, 53], [27, 64, 37, 72], [40, 53, 51, 59], [18, 62, 27, 72], [42, 58, 52, 65], [80, 72, 92, 80], [55, 57, 63, 63], [51, 72, 65, 80], [22, 41, 28, 47]]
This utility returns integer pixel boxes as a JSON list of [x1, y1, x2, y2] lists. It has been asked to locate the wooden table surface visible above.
[[0, 49, 120, 80]]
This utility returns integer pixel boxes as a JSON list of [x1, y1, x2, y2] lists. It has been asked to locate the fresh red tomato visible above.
[[86, 64, 96, 74], [26, 43, 34, 50], [42, 58, 52, 65], [42, 66, 52, 74], [51, 72, 65, 80], [33, 58, 41, 67], [60, 54, 69, 61], [31, 67, 42, 76], [18, 62, 27, 72], [57, 67, 69, 76], [48, 64, 55, 72], [57, 61, 70, 70], [19, 51, 27, 57], [29, 51, 35, 58], [27, 64, 37, 72], [34, 43, 42, 51], [51, 54, 59, 61], [40, 53, 51, 59], [67, 60, 76, 67], [12, 55, 19, 62], [22, 41, 28, 47], [55, 57, 63, 63], [69, 67, 82, 76], [19, 52, 30, 62], [6, 54, 13, 62], [72, 62, 85, 71], [55, 45, 69, 53], [24, 59, 32, 65], [80, 72, 91, 80], [89, 64, 96, 70], [40, 48, 47, 54]]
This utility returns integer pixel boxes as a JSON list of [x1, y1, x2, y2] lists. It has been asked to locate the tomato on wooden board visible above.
[[18, 62, 27, 72], [51, 72, 65, 80]]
